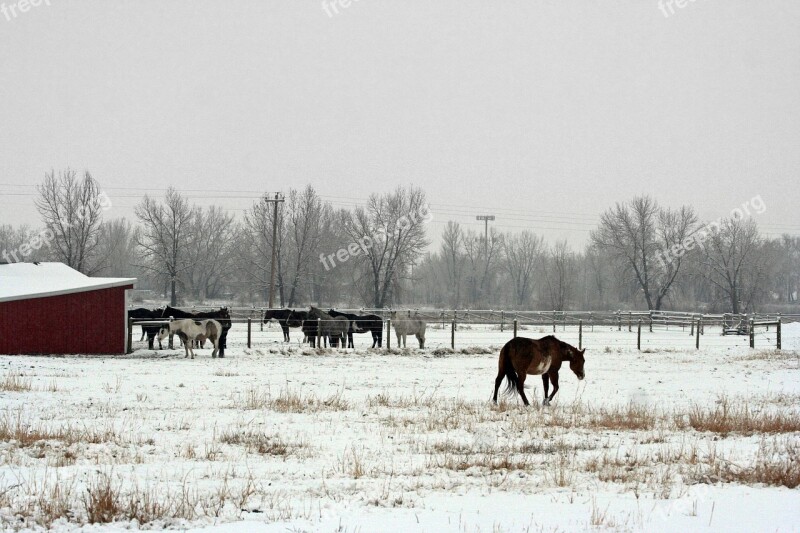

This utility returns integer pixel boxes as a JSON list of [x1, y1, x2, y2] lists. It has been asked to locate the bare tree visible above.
[[440, 221, 466, 308], [463, 227, 504, 307], [185, 206, 236, 301], [774, 235, 800, 303], [698, 217, 767, 313], [34, 169, 108, 274], [503, 230, 544, 308], [591, 196, 697, 310], [0, 224, 49, 263], [134, 188, 194, 305], [339, 186, 430, 308], [543, 240, 577, 311], [95, 218, 137, 277], [280, 186, 333, 307]]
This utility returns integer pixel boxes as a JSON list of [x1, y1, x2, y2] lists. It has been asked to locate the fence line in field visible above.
[[128, 309, 789, 353]]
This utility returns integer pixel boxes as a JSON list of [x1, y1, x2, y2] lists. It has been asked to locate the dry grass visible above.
[[590, 498, 617, 528], [426, 451, 532, 472], [696, 438, 800, 489], [585, 403, 659, 431], [219, 429, 301, 456], [735, 349, 800, 362], [0, 411, 118, 448], [0, 372, 33, 392], [84, 474, 123, 523], [10, 470, 261, 527], [231, 385, 350, 413], [684, 396, 800, 435]]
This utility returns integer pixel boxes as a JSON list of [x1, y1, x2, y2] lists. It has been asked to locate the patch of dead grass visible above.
[[683, 396, 800, 435], [0, 372, 33, 392]]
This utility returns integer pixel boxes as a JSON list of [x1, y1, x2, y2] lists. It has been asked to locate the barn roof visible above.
[[0, 262, 136, 303]]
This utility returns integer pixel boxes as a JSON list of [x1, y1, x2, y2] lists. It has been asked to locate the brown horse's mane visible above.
[[538, 335, 577, 360]]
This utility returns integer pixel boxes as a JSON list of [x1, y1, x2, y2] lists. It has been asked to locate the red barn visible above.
[[0, 262, 136, 355]]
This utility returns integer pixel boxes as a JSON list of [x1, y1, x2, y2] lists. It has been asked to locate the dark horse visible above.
[[493, 336, 585, 406], [263, 309, 307, 342], [128, 307, 165, 350], [301, 307, 348, 348], [327, 309, 383, 348], [161, 306, 232, 357]]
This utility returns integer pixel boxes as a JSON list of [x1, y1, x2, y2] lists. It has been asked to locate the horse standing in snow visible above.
[[157, 319, 222, 359], [493, 336, 585, 406], [390, 311, 426, 349], [263, 309, 308, 342], [304, 307, 348, 348]]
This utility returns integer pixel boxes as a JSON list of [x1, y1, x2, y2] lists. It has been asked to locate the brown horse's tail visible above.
[[500, 343, 519, 397]]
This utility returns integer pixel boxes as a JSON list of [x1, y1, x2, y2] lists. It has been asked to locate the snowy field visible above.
[[0, 323, 798, 532]]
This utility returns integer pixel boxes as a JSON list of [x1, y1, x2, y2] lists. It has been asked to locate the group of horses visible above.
[[262, 307, 426, 349], [128, 306, 232, 357], [129, 305, 587, 407]]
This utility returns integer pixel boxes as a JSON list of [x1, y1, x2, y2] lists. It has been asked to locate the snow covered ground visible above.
[[0, 322, 798, 531]]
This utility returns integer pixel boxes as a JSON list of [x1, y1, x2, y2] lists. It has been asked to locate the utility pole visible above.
[[475, 215, 495, 260], [476, 215, 495, 304], [264, 192, 285, 308]]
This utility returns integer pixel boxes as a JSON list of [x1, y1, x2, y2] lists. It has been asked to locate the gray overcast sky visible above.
[[1, 0, 798, 247]]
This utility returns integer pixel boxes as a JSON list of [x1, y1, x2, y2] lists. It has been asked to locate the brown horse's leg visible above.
[[493, 365, 505, 404], [546, 371, 560, 404], [516, 373, 530, 406], [542, 374, 550, 406]]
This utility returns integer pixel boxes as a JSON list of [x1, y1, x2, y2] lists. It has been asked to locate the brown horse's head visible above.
[[567, 346, 585, 380]]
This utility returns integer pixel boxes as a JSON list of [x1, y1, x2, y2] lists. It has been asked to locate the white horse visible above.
[[157, 319, 222, 359], [390, 311, 426, 348]]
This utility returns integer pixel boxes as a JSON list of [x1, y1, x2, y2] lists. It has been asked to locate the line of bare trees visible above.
[[4, 170, 798, 313], [411, 196, 798, 313]]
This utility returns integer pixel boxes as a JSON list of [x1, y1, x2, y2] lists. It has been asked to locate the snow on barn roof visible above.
[[0, 262, 136, 303]]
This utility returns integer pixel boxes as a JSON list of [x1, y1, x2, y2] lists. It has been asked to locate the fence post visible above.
[[749, 319, 755, 349], [500, 310, 505, 332], [127, 317, 134, 354], [513, 319, 518, 339], [649, 312, 653, 333], [247, 318, 252, 349], [690, 318, 694, 337], [777, 319, 782, 350], [590, 312, 594, 332], [317, 318, 322, 349], [617, 310, 621, 331], [552, 311, 556, 332], [637, 319, 642, 351], [696, 318, 701, 349], [451, 319, 456, 349], [578, 319, 583, 350], [386, 319, 391, 349], [628, 312, 632, 332]]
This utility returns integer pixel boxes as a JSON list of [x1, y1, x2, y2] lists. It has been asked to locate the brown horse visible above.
[[493, 336, 585, 406]]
